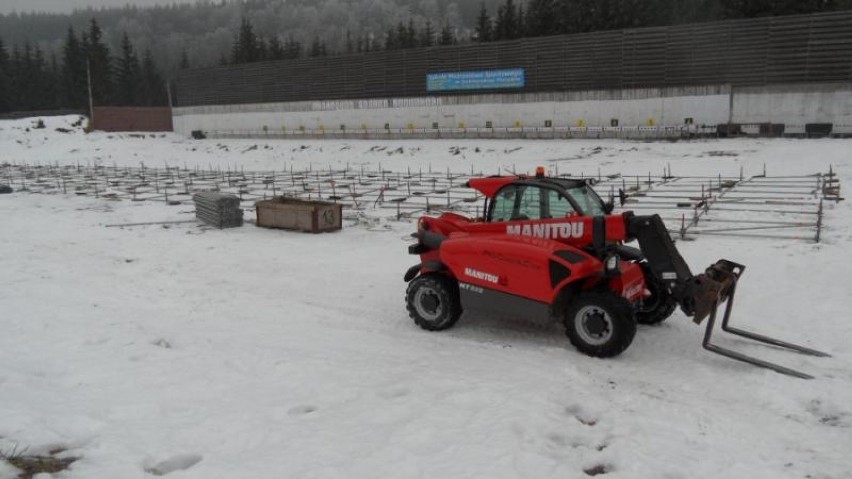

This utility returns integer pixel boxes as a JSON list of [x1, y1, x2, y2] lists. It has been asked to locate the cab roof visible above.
[[466, 175, 590, 199]]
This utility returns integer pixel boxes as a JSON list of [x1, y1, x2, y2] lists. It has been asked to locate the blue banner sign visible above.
[[427, 68, 525, 92]]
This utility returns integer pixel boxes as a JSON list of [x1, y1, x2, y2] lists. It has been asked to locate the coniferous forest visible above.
[[1, 0, 849, 114]]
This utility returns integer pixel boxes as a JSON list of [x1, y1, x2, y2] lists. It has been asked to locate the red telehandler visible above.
[[404, 169, 829, 378]]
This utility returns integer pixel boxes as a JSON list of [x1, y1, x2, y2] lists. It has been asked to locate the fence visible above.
[[174, 11, 852, 107], [0, 110, 85, 120]]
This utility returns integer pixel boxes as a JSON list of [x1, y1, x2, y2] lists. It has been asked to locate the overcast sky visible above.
[[0, 0, 197, 15]]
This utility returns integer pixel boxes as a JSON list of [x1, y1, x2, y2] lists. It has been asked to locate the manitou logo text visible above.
[[506, 222, 585, 240], [464, 267, 499, 284]]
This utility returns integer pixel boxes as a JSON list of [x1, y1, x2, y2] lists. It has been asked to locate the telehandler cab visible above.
[[404, 169, 829, 378]]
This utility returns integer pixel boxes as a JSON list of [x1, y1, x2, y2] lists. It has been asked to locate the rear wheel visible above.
[[636, 267, 677, 325], [564, 290, 636, 358], [406, 274, 462, 331]]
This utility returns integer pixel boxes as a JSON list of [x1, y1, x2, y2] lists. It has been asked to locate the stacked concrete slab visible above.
[[193, 192, 243, 228]]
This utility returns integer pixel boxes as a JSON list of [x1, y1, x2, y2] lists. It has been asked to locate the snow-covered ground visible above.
[[1, 116, 851, 479]]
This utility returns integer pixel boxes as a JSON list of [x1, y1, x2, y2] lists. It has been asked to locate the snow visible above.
[[1, 115, 851, 478]]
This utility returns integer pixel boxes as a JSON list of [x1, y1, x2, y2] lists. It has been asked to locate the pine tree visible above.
[[5, 42, 56, 111], [8, 45, 22, 110], [179, 49, 190, 69], [495, 0, 519, 40], [406, 18, 417, 48], [138, 49, 166, 106], [230, 34, 241, 64], [85, 19, 113, 106], [438, 19, 456, 45], [61, 27, 88, 110], [16, 43, 36, 110], [614, 0, 665, 29], [31, 46, 54, 110], [385, 27, 397, 50], [257, 36, 268, 61], [560, 0, 596, 33], [232, 18, 262, 64], [49, 54, 62, 109], [116, 32, 141, 105], [420, 19, 435, 47], [516, 2, 526, 37], [0, 37, 11, 113], [526, 0, 559, 37], [475, 3, 494, 42], [285, 35, 301, 59], [666, 0, 724, 25], [396, 21, 408, 48], [268, 37, 285, 60], [310, 36, 323, 57]]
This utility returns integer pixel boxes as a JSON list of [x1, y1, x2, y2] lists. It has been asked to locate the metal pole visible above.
[[166, 79, 174, 110], [87, 58, 95, 130]]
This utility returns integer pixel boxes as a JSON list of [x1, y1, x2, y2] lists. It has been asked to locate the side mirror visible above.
[[618, 188, 627, 206], [604, 201, 615, 215]]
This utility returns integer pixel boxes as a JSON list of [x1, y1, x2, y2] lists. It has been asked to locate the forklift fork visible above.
[[700, 260, 831, 379]]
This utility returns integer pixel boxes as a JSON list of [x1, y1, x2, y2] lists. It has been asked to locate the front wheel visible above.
[[405, 274, 462, 331], [564, 290, 636, 358], [636, 270, 677, 325]]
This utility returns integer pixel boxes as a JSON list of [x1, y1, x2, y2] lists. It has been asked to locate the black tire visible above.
[[636, 268, 677, 325], [564, 290, 637, 358], [406, 274, 462, 331]]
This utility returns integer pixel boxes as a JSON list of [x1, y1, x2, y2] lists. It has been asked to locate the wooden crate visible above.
[[255, 197, 343, 233]]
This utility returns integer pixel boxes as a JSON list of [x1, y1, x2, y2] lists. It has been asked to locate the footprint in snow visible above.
[[144, 454, 202, 476], [288, 404, 318, 416], [379, 387, 410, 400], [583, 463, 612, 476], [545, 432, 610, 452], [151, 338, 172, 349], [546, 432, 570, 447], [565, 404, 598, 426], [807, 399, 850, 428]]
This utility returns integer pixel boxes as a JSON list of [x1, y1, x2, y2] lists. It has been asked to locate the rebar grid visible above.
[[1, 161, 840, 242]]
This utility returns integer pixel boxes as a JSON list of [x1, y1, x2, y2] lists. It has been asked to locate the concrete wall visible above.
[[173, 86, 730, 137], [731, 83, 852, 134], [172, 83, 852, 138]]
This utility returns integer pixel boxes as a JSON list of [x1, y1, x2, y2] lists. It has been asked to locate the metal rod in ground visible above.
[[106, 220, 199, 228], [690, 224, 818, 234], [816, 198, 823, 243]]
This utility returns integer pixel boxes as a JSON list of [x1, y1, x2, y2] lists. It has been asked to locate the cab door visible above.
[[488, 183, 578, 222]]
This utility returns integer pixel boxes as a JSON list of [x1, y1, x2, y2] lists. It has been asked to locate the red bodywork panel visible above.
[[465, 176, 523, 199], [417, 218, 645, 307], [433, 233, 645, 305], [420, 212, 631, 245], [414, 175, 647, 310]]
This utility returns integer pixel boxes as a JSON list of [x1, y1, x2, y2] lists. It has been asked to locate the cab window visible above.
[[491, 185, 573, 221], [546, 189, 577, 218], [565, 185, 604, 216], [516, 186, 541, 219], [491, 186, 518, 221]]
